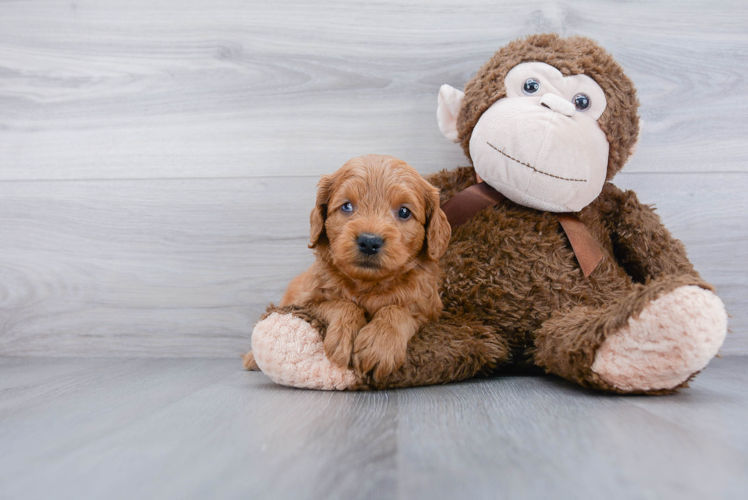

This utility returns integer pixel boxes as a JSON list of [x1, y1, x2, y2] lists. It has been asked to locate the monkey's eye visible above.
[[523, 78, 540, 95], [573, 93, 590, 111], [341, 202, 353, 213], [397, 206, 412, 219]]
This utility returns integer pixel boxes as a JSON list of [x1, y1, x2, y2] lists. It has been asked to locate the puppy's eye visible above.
[[397, 207, 411, 219], [341, 202, 353, 213], [523, 78, 540, 95]]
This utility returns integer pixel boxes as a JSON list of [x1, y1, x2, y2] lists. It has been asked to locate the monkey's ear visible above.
[[437, 84, 465, 142], [309, 175, 333, 248], [423, 183, 452, 260]]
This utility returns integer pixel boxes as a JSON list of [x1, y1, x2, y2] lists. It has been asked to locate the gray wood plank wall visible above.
[[1, 0, 746, 356]]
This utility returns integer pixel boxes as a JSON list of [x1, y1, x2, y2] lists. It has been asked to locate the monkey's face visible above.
[[468, 62, 609, 212]]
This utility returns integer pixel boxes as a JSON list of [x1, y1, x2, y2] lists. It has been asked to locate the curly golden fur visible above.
[[248, 155, 451, 381]]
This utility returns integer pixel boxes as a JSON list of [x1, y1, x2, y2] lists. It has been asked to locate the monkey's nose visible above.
[[357, 234, 384, 256], [540, 93, 575, 117]]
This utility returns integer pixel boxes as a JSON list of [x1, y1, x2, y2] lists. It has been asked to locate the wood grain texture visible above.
[[0, 0, 746, 180], [0, 356, 747, 500], [0, 173, 745, 356], [0, 177, 316, 356], [0, 0, 746, 356]]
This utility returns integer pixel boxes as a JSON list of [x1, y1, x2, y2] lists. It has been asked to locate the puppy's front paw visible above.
[[324, 323, 357, 369], [352, 320, 408, 382]]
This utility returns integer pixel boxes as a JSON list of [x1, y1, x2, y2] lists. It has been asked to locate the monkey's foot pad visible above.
[[251, 312, 358, 390], [592, 286, 728, 392]]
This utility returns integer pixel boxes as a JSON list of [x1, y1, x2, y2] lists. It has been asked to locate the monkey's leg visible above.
[[249, 305, 510, 390], [533, 275, 727, 394], [360, 314, 511, 390]]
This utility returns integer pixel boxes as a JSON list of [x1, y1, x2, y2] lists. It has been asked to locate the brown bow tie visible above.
[[440, 182, 603, 278]]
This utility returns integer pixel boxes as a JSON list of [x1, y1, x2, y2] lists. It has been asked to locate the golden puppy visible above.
[[245, 154, 451, 382]]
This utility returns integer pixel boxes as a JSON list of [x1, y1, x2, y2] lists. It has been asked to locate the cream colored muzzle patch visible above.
[[469, 96, 609, 212], [438, 62, 612, 213]]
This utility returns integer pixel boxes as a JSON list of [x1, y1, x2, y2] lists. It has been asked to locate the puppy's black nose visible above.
[[357, 234, 383, 256]]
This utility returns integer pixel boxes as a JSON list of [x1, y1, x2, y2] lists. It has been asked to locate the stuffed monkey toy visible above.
[[247, 34, 728, 394]]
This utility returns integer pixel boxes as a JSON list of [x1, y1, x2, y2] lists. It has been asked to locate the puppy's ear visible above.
[[309, 175, 333, 248], [423, 183, 451, 260]]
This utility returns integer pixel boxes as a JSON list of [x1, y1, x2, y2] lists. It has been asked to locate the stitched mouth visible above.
[[486, 142, 587, 183]]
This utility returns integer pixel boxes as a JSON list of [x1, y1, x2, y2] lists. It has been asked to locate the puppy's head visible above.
[[310, 155, 451, 280]]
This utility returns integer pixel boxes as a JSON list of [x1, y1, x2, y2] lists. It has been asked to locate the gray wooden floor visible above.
[[0, 356, 746, 500]]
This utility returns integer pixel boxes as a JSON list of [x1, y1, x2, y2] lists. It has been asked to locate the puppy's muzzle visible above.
[[357, 233, 384, 256]]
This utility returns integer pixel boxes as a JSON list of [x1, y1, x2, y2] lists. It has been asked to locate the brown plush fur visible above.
[[267, 35, 715, 394], [415, 167, 709, 393], [274, 155, 451, 382], [275, 167, 709, 393]]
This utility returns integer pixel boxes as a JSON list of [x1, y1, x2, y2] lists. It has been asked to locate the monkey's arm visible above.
[[425, 166, 477, 204], [603, 183, 707, 286]]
